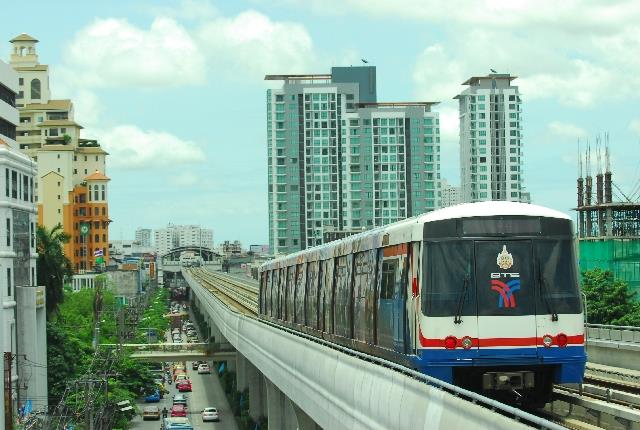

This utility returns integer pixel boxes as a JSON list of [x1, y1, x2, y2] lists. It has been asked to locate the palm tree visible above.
[[37, 223, 73, 318]]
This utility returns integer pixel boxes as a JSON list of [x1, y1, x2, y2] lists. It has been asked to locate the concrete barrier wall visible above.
[[184, 270, 543, 430]]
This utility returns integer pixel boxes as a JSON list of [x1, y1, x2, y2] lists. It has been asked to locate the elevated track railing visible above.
[[585, 323, 640, 344]]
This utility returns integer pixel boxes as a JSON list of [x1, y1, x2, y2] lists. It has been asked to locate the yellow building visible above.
[[10, 33, 110, 271]]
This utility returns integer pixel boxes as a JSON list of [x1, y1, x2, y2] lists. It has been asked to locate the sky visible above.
[[3, 0, 640, 246]]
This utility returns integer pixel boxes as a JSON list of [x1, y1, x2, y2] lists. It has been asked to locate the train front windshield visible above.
[[422, 217, 582, 317]]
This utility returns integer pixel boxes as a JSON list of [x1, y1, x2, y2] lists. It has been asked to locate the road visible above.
[[131, 311, 239, 430], [131, 360, 239, 430]]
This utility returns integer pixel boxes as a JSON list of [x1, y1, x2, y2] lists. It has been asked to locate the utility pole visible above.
[[4, 352, 13, 430]]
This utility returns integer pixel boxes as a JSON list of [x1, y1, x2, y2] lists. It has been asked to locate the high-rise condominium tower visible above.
[[266, 67, 441, 255], [456, 74, 529, 203]]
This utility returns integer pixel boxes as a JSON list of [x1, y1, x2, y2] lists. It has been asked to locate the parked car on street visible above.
[[145, 389, 161, 403], [171, 404, 188, 417], [202, 407, 219, 422], [177, 379, 192, 392], [143, 405, 161, 420], [173, 393, 188, 407]]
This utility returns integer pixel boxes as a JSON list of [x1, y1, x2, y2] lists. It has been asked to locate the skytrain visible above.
[[259, 201, 586, 406]]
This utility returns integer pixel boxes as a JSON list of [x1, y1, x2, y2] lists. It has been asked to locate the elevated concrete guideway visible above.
[[184, 268, 562, 430]]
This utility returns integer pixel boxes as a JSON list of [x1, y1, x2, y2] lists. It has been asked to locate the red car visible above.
[[177, 379, 192, 392], [171, 404, 187, 417]]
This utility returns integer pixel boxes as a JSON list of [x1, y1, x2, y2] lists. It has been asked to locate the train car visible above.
[[258, 201, 586, 407]]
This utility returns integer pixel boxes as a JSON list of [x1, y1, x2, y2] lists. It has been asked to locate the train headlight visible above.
[[542, 334, 553, 348], [556, 333, 568, 347], [461, 336, 473, 350], [444, 336, 457, 349]]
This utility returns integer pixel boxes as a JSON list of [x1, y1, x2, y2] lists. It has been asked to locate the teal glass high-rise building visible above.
[[266, 67, 441, 255]]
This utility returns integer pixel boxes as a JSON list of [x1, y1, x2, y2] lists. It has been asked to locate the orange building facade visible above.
[[38, 170, 110, 271]]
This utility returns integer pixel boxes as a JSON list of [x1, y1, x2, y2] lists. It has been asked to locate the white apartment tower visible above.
[[456, 74, 529, 203], [154, 224, 214, 256], [440, 178, 462, 208], [135, 228, 152, 247]]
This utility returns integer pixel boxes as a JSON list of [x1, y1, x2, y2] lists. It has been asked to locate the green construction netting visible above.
[[579, 239, 640, 295]]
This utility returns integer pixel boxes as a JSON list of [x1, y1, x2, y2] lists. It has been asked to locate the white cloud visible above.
[[548, 121, 588, 139], [389, 1, 640, 107], [630, 120, 640, 136], [94, 125, 206, 169], [61, 17, 205, 88], [171, 172, 199, 186], [196, 10, 317, 80]]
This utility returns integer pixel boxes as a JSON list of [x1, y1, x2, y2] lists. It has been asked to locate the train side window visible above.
[[334, 255, 354, 339], [381, 260, 398, 299], [278, 268, 286, 319], [377, 257, 400, 349], [286, 265, 296, 322], [259, 272, 266, 313], [305, 261, 319, 329], [294, 263, 306, 324], [320, 258, 335, 334], [270, 270, 278, 318], [353, 249, 377, 344]]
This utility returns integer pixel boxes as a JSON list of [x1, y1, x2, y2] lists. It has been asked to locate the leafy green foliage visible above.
[[134, 288, 170, 343], [37, 223, 73, 318], [581, 268, 640, 326], [47, 287, 169, 427]]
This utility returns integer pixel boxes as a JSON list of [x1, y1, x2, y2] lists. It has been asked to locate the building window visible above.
[[101, 185, 105, 200], [11, 171, 17, 199], [30, 78, 41, 99], [6, 268, 11, 297], [31, 222, 35, 248], [94, 188, 99, 201], [95, 234, 99, 243], [6, 218, 10, 246], [18, 78, 23, 85], [5, 169, 8, 197]]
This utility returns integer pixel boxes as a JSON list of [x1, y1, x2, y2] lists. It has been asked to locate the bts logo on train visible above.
[[490, 245, 521, 309]]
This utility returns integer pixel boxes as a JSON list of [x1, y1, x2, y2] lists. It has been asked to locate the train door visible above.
[[377, 245, 408, 353], [474, 240, 537, 357]]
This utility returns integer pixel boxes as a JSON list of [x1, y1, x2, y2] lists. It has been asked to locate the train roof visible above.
[[416, 201, 570, 223], [261, 201, 570, 270]]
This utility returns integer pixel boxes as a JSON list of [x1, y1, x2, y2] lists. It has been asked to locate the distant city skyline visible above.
[[2, 0, 639, 246]]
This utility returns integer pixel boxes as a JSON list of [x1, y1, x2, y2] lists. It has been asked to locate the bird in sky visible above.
[[490, 68, 497, 73], [361, 59, 369, 64]]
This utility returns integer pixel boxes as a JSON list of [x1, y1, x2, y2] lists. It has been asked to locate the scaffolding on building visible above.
[[575, 134, 640, 293]]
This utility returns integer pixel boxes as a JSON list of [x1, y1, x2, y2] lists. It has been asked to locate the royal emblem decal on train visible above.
[[496, 245, 513, 270], [491, 245, 520, 308]]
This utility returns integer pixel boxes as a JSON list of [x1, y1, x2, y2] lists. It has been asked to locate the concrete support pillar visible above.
[[226, 356, 236, 373], [236, 354, 248, 391], [248, 363, 266, 422], [265, 378, 298, 430]]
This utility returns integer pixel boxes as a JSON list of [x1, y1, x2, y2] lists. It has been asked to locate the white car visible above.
[[202, 407, 219, 422], [197, 363, 211, 374]]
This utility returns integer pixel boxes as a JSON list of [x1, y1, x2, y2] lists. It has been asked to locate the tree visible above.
[[37, 223, 73, 318], [581, 268, 640, 326]]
